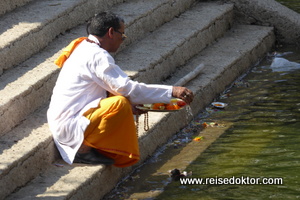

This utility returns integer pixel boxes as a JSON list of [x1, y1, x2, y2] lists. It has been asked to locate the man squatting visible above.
[[47, 11, 194, 167]]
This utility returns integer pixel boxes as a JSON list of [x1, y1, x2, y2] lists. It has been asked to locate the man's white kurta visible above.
[[47, 35, 172, 164]]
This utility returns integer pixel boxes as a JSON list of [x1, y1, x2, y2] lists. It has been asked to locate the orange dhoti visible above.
[[82, 96, 139, 168]]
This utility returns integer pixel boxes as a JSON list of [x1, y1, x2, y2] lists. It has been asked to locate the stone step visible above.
[[0, 0, 124, 75], [0, 0, 199, 136], [116, 2, 233, 83], [0, 1, 232, 198], [3, 24, 274, 200], [0, 0, 33, 16]]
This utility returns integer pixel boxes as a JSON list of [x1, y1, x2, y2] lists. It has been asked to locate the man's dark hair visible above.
[[86, 11, 124, 37]]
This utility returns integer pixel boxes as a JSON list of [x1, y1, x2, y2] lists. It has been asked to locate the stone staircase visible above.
[[0, 0, 275, 199]]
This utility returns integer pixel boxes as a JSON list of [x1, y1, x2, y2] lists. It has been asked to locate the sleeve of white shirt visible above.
[[92, 51, 173, 104]]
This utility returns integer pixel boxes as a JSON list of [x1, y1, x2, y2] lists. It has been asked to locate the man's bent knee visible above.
[[107, 96, 131, 110]]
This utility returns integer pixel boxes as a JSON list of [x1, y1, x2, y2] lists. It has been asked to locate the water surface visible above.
[[155, 47, 300, 199]]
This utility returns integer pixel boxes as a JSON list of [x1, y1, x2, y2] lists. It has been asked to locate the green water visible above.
[[276, 0, 300, 13], [155, 47, 300, 199]]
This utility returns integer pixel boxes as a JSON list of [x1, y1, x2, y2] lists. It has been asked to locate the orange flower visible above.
[[152, 103, 165, 110], [193, 136, 203, 141], [166, 104, 181, 110]]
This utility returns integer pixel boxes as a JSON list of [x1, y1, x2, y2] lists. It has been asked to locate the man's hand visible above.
[[172, 86, 194, 104]]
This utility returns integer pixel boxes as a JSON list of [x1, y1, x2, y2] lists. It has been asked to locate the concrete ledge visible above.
[[226, 0, 300, 45], [4, 24, 274, 200]]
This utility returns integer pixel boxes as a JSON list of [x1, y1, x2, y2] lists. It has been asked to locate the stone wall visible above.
[[221, 0, 300, 45]]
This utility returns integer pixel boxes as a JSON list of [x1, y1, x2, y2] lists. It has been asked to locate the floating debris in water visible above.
[[219, 93, 230, 99], [233, 79, 250, 87], [202, 122, 225, 128], [205, 107, 223, 114], [211, 102, 228, 108], [128, 174, 140, 181], [193, 136, 203, 141], [268, 51, 293, 58], [270, 57, 300, 72], [169, 168, 192, 181]]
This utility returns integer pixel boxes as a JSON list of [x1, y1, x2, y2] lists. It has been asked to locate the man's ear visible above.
[[107, 27, 114, 39]]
